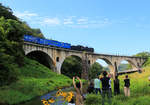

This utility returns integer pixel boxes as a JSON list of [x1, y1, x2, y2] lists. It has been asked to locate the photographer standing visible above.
[[100, 71, 111, 105], [124, 75, 130, 97]]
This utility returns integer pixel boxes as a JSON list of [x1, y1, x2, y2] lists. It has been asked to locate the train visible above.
[[71, 45, 94, 52], [23, 35, 94, 52]]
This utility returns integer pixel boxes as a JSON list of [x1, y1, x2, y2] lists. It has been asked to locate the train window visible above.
[[56, 57, 59, 62]]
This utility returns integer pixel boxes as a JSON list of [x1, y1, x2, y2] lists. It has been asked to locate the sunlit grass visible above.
[[85, 66, 150, 105]]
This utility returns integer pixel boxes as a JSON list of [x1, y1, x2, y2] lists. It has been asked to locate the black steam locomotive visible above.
[[71, 45, 94, 52]]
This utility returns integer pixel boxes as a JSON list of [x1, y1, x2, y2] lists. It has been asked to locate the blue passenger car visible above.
[[23, 35, 71, 49]]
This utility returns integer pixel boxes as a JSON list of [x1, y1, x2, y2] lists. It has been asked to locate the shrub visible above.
[[84, 94, 102, 105]]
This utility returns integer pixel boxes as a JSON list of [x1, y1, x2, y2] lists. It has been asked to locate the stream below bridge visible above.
[[19, 87, 76, 105]]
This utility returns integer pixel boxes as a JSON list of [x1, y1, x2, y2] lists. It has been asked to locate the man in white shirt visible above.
[[94, 76, 101, 94]]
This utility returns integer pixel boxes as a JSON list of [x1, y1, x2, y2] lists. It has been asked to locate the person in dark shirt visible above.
[[114, 75, 120, 95], [100, 71, 111, 105], [87, 81, 94, 94], [124, 75, 130, 97]]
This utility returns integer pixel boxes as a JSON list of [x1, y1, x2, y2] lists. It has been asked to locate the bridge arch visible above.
[[65, 53, 82, 60], [59, 53, 82, 72], [92, 57, 115, 75], [25, 50, 56, 71], [117, 59, 137, 70]]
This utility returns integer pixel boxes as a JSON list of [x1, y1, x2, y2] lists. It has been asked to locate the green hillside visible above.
[[0, 57, 72, 105]]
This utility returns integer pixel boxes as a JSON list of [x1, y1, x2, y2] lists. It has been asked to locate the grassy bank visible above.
[[85, 66, 150, 105], [0, 57, 72, 105], [111, 67, 150, 105]]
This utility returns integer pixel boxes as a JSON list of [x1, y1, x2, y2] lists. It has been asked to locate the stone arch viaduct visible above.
[[23, 42, 147, 79]]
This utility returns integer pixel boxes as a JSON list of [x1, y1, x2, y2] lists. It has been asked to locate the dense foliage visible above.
[[134, 52, 150, 67], [0, 3, 44, 86], [134, 51, 150, 58], [0, 3, 18, 20], [89, 62, 103, 80], [0, 3, 44, 38], [61, 56, 82, 78], [21, 21, 44, 38], [118, 64, 132, 71], [0, 17, 25, 86], [61, 57, 105, 79]]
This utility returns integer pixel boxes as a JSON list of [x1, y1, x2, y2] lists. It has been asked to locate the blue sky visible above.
[[1, 0, 150, 56]]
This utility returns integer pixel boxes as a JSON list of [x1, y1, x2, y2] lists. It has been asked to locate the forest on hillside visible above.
[[0, 3, 44, 86]]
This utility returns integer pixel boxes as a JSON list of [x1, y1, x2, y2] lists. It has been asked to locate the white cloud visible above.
[[14, 11, 38, 19], [64, 17, 112, 28], [64, 18, 73, 25], [13, 10, 112, 28], [42, 18, 60, 25], [87, 18, 112, 28], [77, 17, 88, 24]]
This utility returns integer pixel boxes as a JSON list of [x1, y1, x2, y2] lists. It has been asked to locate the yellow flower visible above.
[[41, 99, 49, 105], [62, 92, 67, 97], [65, 96, 72, 102], [56, 89, 63, 96], [48, 98, 55, 103], [64, 91, 74, 102], [68, 91, 74, 97]]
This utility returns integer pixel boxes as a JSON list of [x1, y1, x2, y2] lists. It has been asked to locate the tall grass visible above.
[[85, 66, 150, 105]]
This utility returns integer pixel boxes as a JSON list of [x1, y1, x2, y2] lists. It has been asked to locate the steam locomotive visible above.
[[24, 35, 94, 53]]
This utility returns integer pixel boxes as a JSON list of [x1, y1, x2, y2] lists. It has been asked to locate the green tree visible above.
[[61, 56, 82, 78], [118, 64, 132, 71], [0, 4, 44, 86], [0, 3, 18, 20], [0, 17, 26, 85], [21, 21, 44, 38], [0, 3, 44, 38], [134, 52, 150, 67], [134, 52, 150, 58], [89, 62, 103, 80]]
